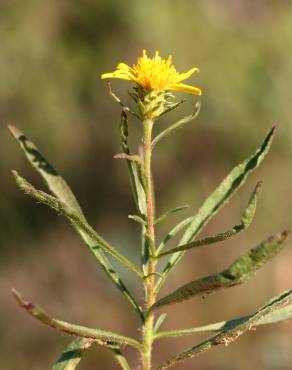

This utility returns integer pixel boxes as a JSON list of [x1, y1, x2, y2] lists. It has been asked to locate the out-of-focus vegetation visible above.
[[1, 1, 292, 369]]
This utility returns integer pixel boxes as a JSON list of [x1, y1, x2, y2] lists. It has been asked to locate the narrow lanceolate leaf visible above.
[[156, 127, 276, 292], [159, 99, 185, 117], [156, 290, 292, 370], [120, 111, 146, 216], [9, 126, 142, 319], [109, 344, 131, 370], [152, 231, 289, 310], [8, 124, 84, 218], [12, 171, 143, 278], [156, 217, 193, 256], [114, 153, 142, 164], [155, 205, 189, 225], [152, 101, 201, 149], [155, 304, 292, 340], [154, 314, 167, 333], [52, 338, 93, 370], [158, 181, 263, 257], [53, 339, 130, 370], [13, 172, 143, 321], [12, 289, 142, 351], [128, 214, 146, 226]]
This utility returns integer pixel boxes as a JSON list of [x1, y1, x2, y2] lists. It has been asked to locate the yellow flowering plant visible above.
[[9, 50, 292, 370]]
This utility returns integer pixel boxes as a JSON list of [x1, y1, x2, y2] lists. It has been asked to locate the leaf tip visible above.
[[256, 180, 264, 188], [12, 288, 21, 302], [11, 169, 21, 181], [11, 287, 22, 303], [7, 123, 21, 139], [12, 288, 35, 311], [255, 180, 264, 194], [281, 229, 290, 241], [10, 169, 20, 181], [7, 123, 14, 131], [270, 125, 277, 136], [11, 171, 33, 194], [11, 287, 19, 297], [195, 100, 201, 110]]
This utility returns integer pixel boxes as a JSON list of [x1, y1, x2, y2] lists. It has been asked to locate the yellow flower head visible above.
[[101, 50, 201, 96]]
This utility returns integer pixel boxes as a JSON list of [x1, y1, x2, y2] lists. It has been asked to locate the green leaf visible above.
[[9, 125, 143, 320], [108, 344, 131, 370], [155, 217, 193, 256], [158, 181, 263, 257], [114, 153, 142, 164], [155, 205, 189, 225], [155, 290, 292, 370], [155, 303, 292, 340], [119, 111, 146, 216], [156, 127, 276, 292], [12, 171, 143, 277], [154, 314, 167, 333], [152, 231, 289, 310], [8, 124, 84, 218], [52, 338, 93, 370], [12, 289, 142, 351], [152, 101, 201, 149], [12, 171, 143, 321], [128, 214, 147, 226], [159, 99, 185, 117], [52, 338, 130, 370], [145, 232, 156, 256]]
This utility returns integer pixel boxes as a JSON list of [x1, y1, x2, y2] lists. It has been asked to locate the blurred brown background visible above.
[[1, 1, 292, 369]]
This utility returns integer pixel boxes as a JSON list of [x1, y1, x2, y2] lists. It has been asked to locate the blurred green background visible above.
[[1, 1, 292, 369]]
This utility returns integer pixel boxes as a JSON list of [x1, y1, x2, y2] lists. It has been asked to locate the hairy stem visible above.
[[142, 119, 156, 370]]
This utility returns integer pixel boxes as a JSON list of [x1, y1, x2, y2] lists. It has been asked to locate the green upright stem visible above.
[[142, 119, 156, 370]]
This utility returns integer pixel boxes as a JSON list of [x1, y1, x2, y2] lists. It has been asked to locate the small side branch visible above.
[[152, 101, 201, 149]]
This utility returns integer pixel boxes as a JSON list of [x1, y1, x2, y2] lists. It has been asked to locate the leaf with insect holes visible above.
[[156, 290, 292, 369], [155, 303, 292, 340], [152, 230, 289, 310]]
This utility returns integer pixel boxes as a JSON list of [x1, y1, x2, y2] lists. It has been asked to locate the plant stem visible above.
[[142, 118, 156, 370]]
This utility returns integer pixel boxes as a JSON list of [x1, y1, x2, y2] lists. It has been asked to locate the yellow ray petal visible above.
[[101, 72, 132, 81], [116, 63, 136, 76], [117, 63, 131, 70], [175, 68, 199, 83], [168, 83, 202, 96]]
